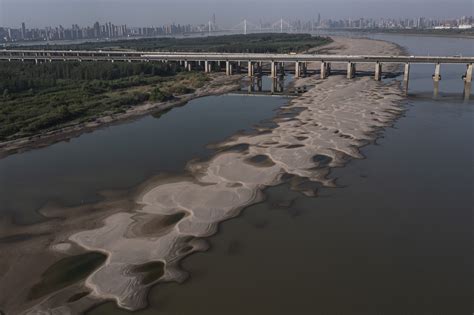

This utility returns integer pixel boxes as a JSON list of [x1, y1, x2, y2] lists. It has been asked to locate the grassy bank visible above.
[[0, 61, 208, 141]]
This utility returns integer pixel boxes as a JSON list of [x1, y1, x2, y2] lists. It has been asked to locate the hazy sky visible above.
[[0, 0, 472, 28]]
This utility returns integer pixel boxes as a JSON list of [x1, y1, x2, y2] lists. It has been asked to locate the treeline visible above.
[[0, 60, 207, 141], [0, 61, 180, 94], [18, 33, 332, 54]]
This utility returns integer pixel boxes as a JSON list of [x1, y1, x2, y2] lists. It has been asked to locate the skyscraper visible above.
[[21, 22, 26, 39], [93, 21, 100, 38]]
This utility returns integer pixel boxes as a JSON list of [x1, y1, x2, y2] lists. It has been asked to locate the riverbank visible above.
[[317, 28, 474, 39], [0, 36, 407, 315], [0, 73, 241, 158]]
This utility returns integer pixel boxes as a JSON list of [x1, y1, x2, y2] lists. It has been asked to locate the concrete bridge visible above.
[[1, 49, 473, 97]]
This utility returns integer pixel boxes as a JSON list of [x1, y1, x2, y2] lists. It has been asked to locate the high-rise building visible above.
[[93, 22, 100, 38], [21, 22, 26, 39]]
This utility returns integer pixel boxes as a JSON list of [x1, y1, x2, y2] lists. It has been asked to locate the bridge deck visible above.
[[1, 49, 473, 64]]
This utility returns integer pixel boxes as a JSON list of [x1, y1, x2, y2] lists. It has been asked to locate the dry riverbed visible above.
[[0, 36, 407, 315]]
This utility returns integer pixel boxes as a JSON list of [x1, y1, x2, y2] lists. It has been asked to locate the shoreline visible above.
[[315, 28, 474, 39], [0, 74, 242, 159], [1, 36, 408, 315], [0, 34, 410, 160]]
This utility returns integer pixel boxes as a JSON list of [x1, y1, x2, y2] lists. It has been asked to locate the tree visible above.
[[149, 87, 172, 102]]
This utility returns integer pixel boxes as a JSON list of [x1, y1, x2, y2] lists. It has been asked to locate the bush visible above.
[[167, 84, 194, 95], [149, 88, 172, 102]]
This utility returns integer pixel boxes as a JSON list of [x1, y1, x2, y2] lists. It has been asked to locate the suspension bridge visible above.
[[197, 18, 295, 35]]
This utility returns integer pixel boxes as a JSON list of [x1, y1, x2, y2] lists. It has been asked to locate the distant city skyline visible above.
[[2, 15, 472, 43], [0, 0, 472, 28]]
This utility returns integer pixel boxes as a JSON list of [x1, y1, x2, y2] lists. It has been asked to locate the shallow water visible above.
[[0, 86, 288, 224], [89, 34, 473, 314]]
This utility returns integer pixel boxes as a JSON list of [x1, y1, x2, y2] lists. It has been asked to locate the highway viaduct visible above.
[[1, 49, 473, 97]]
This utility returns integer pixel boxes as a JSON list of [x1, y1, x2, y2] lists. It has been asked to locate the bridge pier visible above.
[[226, 61, 233, 76], [271, 61, 277, 78], [403, 63, 410, 94], [295, 62, 301, 78], [321, 62, 331, 79], [433, 63, 441, 82], [204, 60, 212, 73], [463, 64, 473, 83], [248, 61, 254, 77], [347, 62, 356, 79], [463, 64, 473, 101], [432, 63, 441, 98], [374, 62, 382, 81]]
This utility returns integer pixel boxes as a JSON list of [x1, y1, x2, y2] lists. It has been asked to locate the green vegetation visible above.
[[1, 34, 332, 142], [20, 33, 332, 53], [0, 60, 209, 141]]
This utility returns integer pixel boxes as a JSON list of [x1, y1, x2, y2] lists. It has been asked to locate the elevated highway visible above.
[[1, 49, 472, 97]]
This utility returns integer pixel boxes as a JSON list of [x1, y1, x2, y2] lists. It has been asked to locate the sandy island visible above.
[[0, 36, 406, 315]]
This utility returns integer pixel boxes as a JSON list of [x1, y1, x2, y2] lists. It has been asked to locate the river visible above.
[[0, 78, 290, 225], [90, 34, 473, 315], [0, 34, 472, 315]]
